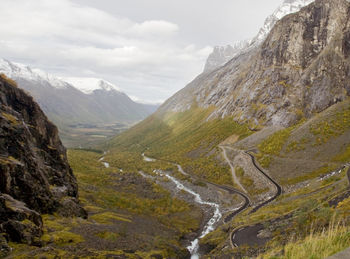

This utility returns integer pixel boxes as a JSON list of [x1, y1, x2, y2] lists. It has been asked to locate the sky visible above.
[[0, 0, 282, 104]]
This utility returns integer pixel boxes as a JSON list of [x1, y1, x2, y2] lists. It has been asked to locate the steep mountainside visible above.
[[203, 0, 314, 72], [0, 75, 85, 255], [108, 1, 350, 257], [162, 0, 350, 127], [3, 0, 349, 258], [203, 43, 249, 72], [0, 59, 158, 147]]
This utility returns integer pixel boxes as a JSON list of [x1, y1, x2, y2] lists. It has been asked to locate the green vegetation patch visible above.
[[90, 212, 132, 224], [310, 105, 350, 145], [42, 230, 84, 245], [332, 145, 350, 163], [261, 223, 350, 259], [1, 112, 19, 126], [95, 231, 120, 241], [108, 106, 253, 186], [258, 127, 294, 156], [256, 154, 273, 169], [281, 164, 339, 185]]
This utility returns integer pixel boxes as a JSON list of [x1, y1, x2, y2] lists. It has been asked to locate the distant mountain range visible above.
[[0, 59, 158, 147], [203, 0, 314, 73]]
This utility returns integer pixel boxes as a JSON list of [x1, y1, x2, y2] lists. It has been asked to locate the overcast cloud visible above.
[[0, 0, 281, 103]]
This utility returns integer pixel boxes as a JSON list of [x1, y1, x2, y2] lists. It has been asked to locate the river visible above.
[[142, 154, 222, 258]]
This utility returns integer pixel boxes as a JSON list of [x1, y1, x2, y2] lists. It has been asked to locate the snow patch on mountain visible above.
[[0, 59, 69, 89], [62, 77, 122, 95], [0, 58, 123, 96], [253, 0, 314, 43]]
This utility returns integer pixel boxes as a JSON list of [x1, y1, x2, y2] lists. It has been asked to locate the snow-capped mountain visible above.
[[203, 0, 314, 72], [252, 0, 314, 44], [161, 0, 349, 127], [0, 59, 158, 145], [62, 77, 122, 95], [0, 59, 69, 89]]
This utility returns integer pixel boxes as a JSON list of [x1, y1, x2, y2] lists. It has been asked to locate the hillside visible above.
[[0, 75, 86, 257], [106, 0, 350, 257], [162, 0, 350, 128], [3, 0, 350, 258], [203, 0, 314, 72], [0, 59, 158, 147]]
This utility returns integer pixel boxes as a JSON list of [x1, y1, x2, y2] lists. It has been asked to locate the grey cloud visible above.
[[0, 0, 282, 103]]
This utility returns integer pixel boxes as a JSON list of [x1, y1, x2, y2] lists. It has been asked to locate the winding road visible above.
[[209, 182, 250, 223], [148, 152, 252, 224], [228, 150, 282, 248], [244, 151, 282, 213], [141, 151, 252, 257], [142, 148, 284, 253]]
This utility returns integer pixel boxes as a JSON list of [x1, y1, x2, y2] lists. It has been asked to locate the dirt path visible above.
[[220, 146, 248, 193]]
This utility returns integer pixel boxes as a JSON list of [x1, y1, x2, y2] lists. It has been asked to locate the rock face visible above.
[[160, 0, 350, 127], [0, 75, 86, 251], [203, 43, 249, 73], [203, 0, 314, 73]]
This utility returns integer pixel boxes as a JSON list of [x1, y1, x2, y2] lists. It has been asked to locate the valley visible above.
[[2, 0, 350, 258], [0, 59, 158, 148], [61, 122, 130, 149]]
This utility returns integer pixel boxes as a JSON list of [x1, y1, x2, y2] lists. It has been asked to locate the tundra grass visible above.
[[108, 106, 253, 185], [260, 221, 350, 259]]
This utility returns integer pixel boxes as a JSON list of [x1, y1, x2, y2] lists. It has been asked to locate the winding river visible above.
[[142, 154, 222, 259]]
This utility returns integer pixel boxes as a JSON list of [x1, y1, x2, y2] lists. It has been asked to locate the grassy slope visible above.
[[9, 99, 349, 258], [104, 99, 350, 259], [107, 106, 252, 185], [201, 165, 350, 258], [7, 150, 201, 258], [199, 99, 350, 258], [251, 99, 350, 185]]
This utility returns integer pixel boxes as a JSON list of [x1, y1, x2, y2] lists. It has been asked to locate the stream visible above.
[[142, 154, 222, 258], [98, 156, 110, 168]]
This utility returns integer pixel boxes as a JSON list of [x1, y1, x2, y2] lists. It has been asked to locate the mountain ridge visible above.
[[0, 59, 158, 147], [160, 0, 350, 127], [203, 0, 315, 73]]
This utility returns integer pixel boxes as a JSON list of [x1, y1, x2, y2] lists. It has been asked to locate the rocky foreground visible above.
[[0, 75, 86, 256]]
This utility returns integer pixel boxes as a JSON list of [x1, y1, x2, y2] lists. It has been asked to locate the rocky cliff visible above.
[[203, 43, 250, 73], [0, 75, 86, 255], [160, 0, 350, 127], [203, 0, 314, 73]]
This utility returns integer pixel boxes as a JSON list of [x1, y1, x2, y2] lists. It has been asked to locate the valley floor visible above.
[[6, 100, 350, 259]]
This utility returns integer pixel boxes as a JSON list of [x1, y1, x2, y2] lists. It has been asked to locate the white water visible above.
[[177, 164, 189, 176], [153, 169, 222, 258], [318, 167, 345, 181], [99, 155, 110, 168], [142, 153, 222, 258], [142, 153, 156, 162]]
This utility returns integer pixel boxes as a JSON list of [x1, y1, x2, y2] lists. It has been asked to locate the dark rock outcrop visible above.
[[0, 75, 86, 250], [160, 0, 350, 127]]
